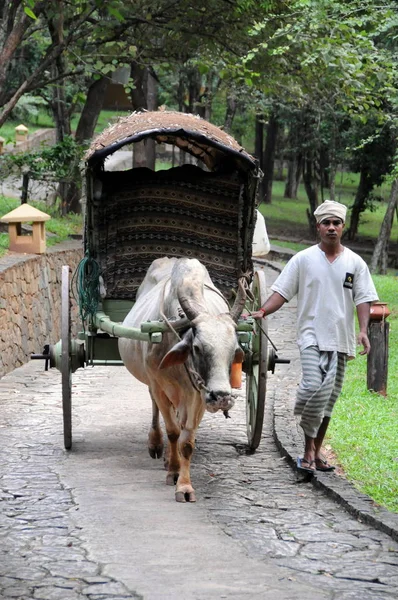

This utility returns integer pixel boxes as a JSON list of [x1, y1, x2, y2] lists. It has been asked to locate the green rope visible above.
[[71, 252, 102, 328]]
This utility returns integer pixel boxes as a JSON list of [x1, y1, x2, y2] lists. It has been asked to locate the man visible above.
[[253, 200, 378, 474]]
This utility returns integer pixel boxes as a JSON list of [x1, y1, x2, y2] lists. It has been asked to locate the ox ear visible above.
[[159, 330, 193, 370], [233, 346, 245, 364]]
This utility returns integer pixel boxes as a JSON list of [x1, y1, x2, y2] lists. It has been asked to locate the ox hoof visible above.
[[148, 445, 163, 459], [175, 491, 196, 503], [166, 472, 179, 486]]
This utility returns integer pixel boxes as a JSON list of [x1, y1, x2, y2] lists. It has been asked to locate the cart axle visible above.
[[31, 344, 52, 370], [268, 348, 290, 374], [31, 340, 85, 373]]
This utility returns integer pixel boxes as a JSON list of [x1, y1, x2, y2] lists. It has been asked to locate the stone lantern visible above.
[[0, 203, 50, 254], [15, 124, 29, 142]]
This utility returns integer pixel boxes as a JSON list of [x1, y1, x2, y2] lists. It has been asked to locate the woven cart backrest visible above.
[[92, 165, 244, 301]]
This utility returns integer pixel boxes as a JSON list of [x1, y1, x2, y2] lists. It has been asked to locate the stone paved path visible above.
[[1, 266, 397, 599]]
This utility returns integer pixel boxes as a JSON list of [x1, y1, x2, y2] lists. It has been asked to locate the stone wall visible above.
[[0, 241, 83, 378]]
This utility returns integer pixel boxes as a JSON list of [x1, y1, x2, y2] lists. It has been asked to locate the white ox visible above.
[[119, 257, 246, 502]]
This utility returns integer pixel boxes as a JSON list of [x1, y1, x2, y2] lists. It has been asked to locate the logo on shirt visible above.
[[343, 272, 354, 289]]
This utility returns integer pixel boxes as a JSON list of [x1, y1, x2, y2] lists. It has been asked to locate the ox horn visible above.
[[230, 278, 247, 323], [159, 311, 191, 333], [177, 290, 205, 322], [171, 317, 191, 331]]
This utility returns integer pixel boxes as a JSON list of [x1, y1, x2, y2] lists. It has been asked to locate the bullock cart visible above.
[[33, 111, 288, 454]]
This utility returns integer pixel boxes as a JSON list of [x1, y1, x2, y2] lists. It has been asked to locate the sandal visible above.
[[297, 456, 316, 474], [315, 457, 335, 472]]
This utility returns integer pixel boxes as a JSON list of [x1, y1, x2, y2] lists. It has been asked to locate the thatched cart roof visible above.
[[86, 110, 257, 172]]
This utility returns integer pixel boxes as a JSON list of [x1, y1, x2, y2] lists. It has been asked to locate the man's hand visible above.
[[240, 310, 265, 319], [242, 292, 287, 321], [357, 331, 371, 355], [250, 309, 266, 320]]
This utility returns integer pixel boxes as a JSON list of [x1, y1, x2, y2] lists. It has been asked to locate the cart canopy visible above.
[[85, 111, 261, 302]]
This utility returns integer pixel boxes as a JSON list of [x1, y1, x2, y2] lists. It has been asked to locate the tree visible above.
[[0, 1, 100, 127], [369, 180, 398, 274], [345, 120, 396, 240], [229, 0, 397, 234], [261, 110, 279, 204]]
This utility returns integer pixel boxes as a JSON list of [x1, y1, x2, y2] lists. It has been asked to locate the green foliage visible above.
[[328, 274, 398, 512], [10, 95, 48, 124], [346, 117, 397, 192], [0, 136, 86, 183], [238, 0, 396, 114], [23, 0, 38, 19], [24, 7, 37, 20]]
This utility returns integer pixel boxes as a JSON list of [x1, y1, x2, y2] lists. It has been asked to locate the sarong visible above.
[[294, 345, 347, 438]]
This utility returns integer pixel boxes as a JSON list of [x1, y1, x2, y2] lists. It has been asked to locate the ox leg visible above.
[[151, 387, 181, 486], [148, 393, 164, 459], [175, 402, 205, 503]]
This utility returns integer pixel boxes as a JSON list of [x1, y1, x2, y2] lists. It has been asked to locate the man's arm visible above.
[[356, 301, 371, 355], [250, 291, 287, 319]]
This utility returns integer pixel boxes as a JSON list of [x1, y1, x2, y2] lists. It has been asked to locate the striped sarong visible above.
[[294, 345, 347, 438]]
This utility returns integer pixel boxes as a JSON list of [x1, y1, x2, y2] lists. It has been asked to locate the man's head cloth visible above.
[[313, 200, 347, 224]]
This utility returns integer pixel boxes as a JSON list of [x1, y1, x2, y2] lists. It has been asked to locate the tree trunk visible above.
[[177, 72, 184, 112], [328, 163, 337, 201], [0, 2, 46, 106], [145, 70, 157, 170], [284, 160, 295, 198], [60, 76, 110, 215], [130, 61, 157, 169], [284, 153, 302, 199], [50, 60, 71, 143], [130, 60, 148, 169], [261, 112, 279, 204], [187, 68, 203, 116], [224, 95, 237, 133], [302, 158, 319, 238], [50, 58, 72, 215], [346, 167, 373, 240], [275, 159, 284, 181], [369, 179, 398, 274], [254, 113, 264, 165], [319, 146, 330, 190], [75, 77, 109, 143]]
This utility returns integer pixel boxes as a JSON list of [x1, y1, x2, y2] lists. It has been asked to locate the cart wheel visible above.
[[61, 265, 72, 450], [246, 269, 268, 450]]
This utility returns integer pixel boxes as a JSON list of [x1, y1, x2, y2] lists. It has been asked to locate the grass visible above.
[[0, 195, 82, 258], [260, 178, 397, 244], [327, 274, 398, 513], [270, 239, 310, 253], [0, 117, 52, 142]]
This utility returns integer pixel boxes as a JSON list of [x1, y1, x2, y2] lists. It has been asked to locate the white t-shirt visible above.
[[271, 245, 379, 358]]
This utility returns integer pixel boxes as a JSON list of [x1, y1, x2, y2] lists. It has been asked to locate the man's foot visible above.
[[315, 457, 335, 472], [297, 456, 316, 474]]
